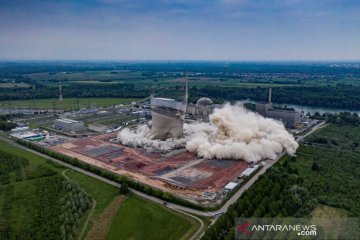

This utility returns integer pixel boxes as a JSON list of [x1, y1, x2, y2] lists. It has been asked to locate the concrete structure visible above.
[[187, 97, 215, 121], [202, 192, 217, 200], [224, 182, 238, 191], [88, 123, 107, 133], [132, 110, 151, 117], [187, 97, 215, 120], [266, 109, 301, 128], [255, 102, 273, 117], [54, 118, 85, 132], [148, 73, 188, 140], [58, 80, 63, 102], [240, 165, 259, 177], [255, 88, 301, 128], [11, 126, 30, 133], [148, 97, 187, 140]]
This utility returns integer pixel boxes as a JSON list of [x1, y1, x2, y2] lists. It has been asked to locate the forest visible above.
[[202, 123, 360, 240], [190, 85, 360, 109], [0, 149, 91, 240], [0, 116, 16, 131]]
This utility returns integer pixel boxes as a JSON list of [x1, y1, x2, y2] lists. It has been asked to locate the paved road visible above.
[[0, 121, 326, 239]]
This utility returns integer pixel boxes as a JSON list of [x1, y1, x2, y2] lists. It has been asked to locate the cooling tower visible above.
[[148, 97, 186, 140], [148, 72, 188, 140]]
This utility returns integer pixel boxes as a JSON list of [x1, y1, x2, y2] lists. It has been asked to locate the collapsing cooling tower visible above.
[[148, 73, 188, 140]]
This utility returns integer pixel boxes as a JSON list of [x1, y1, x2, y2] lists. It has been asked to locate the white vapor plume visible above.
[[118, 104, 298, 162]]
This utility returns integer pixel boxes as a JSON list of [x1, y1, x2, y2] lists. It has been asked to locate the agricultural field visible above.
[[0, 97, 140, 110], [25, 71, 146, 86], [311, 204, 348, 218], [0, 82, 31, 88], [65, 170, 201, 240], [107, 196, 199, 240], [25, 69, 360, 88]]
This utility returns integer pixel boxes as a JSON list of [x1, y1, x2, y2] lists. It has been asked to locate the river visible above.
[[240, 100, 360, 115], [276, 103, 360, 115]]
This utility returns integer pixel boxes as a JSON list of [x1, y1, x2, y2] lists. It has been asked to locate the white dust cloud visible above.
[[118, 104, 298, 162]]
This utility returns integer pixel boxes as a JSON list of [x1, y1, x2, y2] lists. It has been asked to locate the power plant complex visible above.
[[9, 73, 311, 206], [255, 88, 301, 127]]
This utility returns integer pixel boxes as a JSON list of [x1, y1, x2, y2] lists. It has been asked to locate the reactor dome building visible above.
[[148, 74, 188, 140]]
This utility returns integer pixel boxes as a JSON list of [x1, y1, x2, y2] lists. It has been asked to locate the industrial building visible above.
[[54, 118, 85, 132], [187, 97, 215, 120], [10, 131, 45, 142], [88, 123, 107, 133], [240, 165, 259, 178], [148, 74, 188, 140], [255, 88, 301, 128], [11, 126, 30, 133], [148, 97, 187, 140]]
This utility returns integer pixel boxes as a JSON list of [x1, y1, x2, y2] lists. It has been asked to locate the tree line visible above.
[[190, 85, 360, 109]]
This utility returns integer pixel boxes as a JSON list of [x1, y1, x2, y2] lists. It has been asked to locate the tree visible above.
[[312, 162, 321, 172], [120, 183, 129, 194]]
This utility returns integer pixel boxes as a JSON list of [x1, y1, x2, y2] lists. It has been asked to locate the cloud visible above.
[[0, 0, 359, 60]]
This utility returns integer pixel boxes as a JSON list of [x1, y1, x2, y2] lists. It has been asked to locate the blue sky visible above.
[[0, 0, 359, 60]]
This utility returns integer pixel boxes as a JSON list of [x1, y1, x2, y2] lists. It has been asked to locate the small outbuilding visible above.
[[224, 182, 238, 191]]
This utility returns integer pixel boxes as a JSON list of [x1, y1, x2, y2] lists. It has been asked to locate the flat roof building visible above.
[[241, 165, 259, 177], [54, 118, 85, 132], [224, 182, 238, 191], [255, 88, 301, 128]]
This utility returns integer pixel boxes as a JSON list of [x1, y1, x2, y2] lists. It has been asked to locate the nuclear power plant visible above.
[[255, 88, 301, 127], [147, 74, 188, 140], [187, 97, 215, 121]]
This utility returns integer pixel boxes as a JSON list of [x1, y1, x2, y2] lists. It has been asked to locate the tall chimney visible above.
[[59, 80, 63, 101], [184, 71, 189, 106], [268, 88, 272, 103]]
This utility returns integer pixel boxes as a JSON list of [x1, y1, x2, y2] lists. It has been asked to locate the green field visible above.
[[25, 70, 146, 86], [65, 170, 200, 240], [0, 139, 63, 168], [0, 83, 31, 88], [0, 140, 91, 239], [107, 196, 199, 240], [0, 97, 141, 109], [311, 204, 348, 218], [65, 170, 119, 215], [26, 70, 360, 88]]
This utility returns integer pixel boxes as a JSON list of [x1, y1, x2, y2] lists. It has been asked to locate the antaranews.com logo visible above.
[[234, 218, 359, 240]]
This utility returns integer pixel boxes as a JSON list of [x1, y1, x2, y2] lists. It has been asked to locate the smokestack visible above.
[[59, 80, 63, 101], [184, 71, 189, 106], [268, 88, 272, 103]]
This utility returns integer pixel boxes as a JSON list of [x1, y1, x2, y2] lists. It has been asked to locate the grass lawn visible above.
[[106, 195, 198, 240], [65, 171, 200, 240], [64, 170, 119, 214], [0, 139, 63, 171], [0, 97, 141, 110], [311, 204, 350, 239], [311, 204, 348, 218]]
